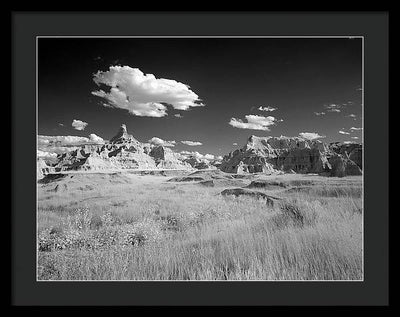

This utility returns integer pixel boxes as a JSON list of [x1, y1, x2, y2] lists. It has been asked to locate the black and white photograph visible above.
[[36, 36, 364, 281], [10, 11, 390, 306]]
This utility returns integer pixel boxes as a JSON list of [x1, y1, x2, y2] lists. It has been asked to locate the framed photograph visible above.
[[12, 11, 389, 306]]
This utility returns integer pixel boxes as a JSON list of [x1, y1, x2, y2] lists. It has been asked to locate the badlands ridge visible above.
[[37, 124, 362, 179]]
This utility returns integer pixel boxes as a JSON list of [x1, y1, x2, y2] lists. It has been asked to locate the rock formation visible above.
[[219, 135, 362, 177], [149, 146, 192, 170], [220, 188, 281, 206], [37, 126, 363, 179], [329, 142, 362, 168], [109, 124, 138, 144], [183, 156, 217, 170], [37, 158, 54, 179], [38, 124, 193, 178]]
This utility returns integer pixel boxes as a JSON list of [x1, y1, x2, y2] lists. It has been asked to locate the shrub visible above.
[[91, 226, 119, 249], [38, 227, 83, 251], [89, 214, 103, 230], [158, 214, 184, 232], [37, 254, 61, 280], [272, 199, 319, 229], [118, 221, 162, 246], [65, 207, 92, 230], [100, 211, 122, 227]]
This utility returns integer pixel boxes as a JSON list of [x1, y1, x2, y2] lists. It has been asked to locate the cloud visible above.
[[299, 132, 326, 140], [347, 114, 357, 118], [180, 150, 193, 156], [38, 137, 50, 145], [72, 119, 88, 131], [350, 127, 362, 131], [37, 150, 58, 159], [233, 143, 238, 145], [58, 123, 64, 126], [258, 106, 277, 112], [343, 141, 356, 144], [324, 104, 342, 112], [339, 130, 350, 135], [89, 134, 105, 143], [203, 154, 215, 160], [37, 135, 105, 155], [38, 134, 105, 146], [180, 151, 216, 161], [92, 66, 204, 117], [351, 136, 359, 139], [181, 140, 203, 146], [314, 112, 326, 116], [174, 114, 183, 118], [148, 137, 176, 147], [229, 115, 278, 131]]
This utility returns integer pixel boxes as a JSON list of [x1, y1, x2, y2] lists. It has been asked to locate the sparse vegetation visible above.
[[37, 172, 363, 280]]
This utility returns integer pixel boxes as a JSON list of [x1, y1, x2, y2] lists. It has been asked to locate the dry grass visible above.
[[37, 172, 363, 280]]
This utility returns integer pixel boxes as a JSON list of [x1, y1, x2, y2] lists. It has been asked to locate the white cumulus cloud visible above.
[[314, 112, 326, 116], [37, 150, 58, 158], [148, 137, 176, 147], [339, 130, 350, 135], [229, 115, 278, 131], [181, 140, 203, 146], [72, 119, 88, 131], [89, 134, 105, 143], [350, 127, 362, 131], [92, 66, 204, 117], [299, 132, 326, 140], [38, 134, 106, 146]]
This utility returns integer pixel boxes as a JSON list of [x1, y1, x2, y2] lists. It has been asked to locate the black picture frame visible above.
[[11, 11, 389, 306]]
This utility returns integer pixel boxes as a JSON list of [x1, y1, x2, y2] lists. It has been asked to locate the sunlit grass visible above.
[[37, 173, 363, 280]]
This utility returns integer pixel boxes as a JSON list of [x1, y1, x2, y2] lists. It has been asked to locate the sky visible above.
[[38, 37, 363, 157]]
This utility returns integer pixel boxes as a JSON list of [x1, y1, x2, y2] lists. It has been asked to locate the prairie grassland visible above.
[[37, 172, 363, 280]]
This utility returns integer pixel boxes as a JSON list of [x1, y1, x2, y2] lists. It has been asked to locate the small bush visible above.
[[65, 207, 92, 230], [158, 215, 183, 232], [38, 254, 61, 280], [118, 221, 162, 246], [89, 214, 103, 230], [100, 211, 122, 227], [281, 202, 304, 225], [91, 226, 119, 249], [38, 227, 83, 251], [272, 199, 319, 229]]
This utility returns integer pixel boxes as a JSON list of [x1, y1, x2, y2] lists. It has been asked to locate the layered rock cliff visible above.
[[219, 135, 362, 177], [37, 124, 192, 177], [149, 146, 192, 170], [37, 127, 363, 179]]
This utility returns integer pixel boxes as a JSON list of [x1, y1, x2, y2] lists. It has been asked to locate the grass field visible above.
[[37, 170, 363, 280]]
